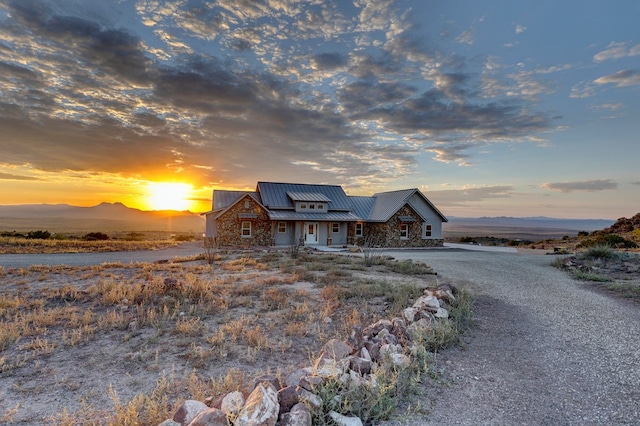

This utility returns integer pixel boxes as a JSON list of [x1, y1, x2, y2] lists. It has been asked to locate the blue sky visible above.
[[0, 0, 638, 218]]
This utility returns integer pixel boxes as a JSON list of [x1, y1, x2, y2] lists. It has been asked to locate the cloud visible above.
[[594, 69, 640, 87], [593, 42, 640, 62], [541, 180, 618, 193], [0, 0, 555, 189], [0, 172, 42, 181], [514, 24, 527, 34], [631, 181, 640, 186], [429, 185, 515, 206], [456, 29, 475, 45]]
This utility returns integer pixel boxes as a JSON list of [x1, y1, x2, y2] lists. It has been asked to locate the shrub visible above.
[[26, 230, 51, 239], [578, 245, 623, 261], [82, 232, 110, 241], [577, 234, 637, 249]]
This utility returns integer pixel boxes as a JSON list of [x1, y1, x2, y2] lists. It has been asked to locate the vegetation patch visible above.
[[0, 249, 470, 424]]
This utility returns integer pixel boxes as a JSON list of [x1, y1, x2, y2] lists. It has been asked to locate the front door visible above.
[[304, 222, 319, 244]]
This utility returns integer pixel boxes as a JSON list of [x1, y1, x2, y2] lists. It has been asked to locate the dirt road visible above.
[[381, 250, 640, 425]]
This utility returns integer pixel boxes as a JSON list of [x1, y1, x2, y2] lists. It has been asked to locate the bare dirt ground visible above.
[[0, 250, 439, 424]]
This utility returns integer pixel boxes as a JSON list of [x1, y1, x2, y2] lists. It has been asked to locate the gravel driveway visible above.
[[381, 250, 640, 425]]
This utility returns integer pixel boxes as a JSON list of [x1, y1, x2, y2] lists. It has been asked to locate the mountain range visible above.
[[0, 202, 616, 238], [0, 202, 205, 233]]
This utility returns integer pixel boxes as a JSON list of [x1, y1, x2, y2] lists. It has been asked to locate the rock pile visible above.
[[159, 283, 458, 426]]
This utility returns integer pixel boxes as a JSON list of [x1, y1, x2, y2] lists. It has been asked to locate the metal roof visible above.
[[369, 189, 416, 221], [286, 191, 332, 202], [268, 211, 360, 221], [212, 190, 259, 210], [257, 182, 351, 210], [348, 196, 376, 220]]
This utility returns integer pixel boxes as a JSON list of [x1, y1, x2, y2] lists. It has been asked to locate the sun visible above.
[[144, 182, 193, 211]]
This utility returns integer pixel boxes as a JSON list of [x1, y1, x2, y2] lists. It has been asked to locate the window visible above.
[[355, 223, 363, 237], [423, 223, 432, 238], [309, 203, 315, 210], [332, 223, 340, 233], [317, 203, 324, 210], [300, 203, 307, 209], [278, 222, 286, 233], [400, 223, 409, 239], [244, 200, 250, 209], [241, 221, 252, 237]]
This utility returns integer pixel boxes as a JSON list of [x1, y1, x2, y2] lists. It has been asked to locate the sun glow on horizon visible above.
[[144, 182, 194, 211]]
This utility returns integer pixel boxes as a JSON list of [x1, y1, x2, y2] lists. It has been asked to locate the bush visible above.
[[577, 233, 637, 249], [579, 245, 623, 261], [82, 232, 110, 241], [26, 230, 51, 239]]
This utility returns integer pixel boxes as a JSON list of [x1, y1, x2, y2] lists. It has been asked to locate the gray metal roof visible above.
[[348, 196, 376, 220], [212, 190, 259, 210], [268, 211, 360, 221], [257, 182, 351, 210], [286, 191, 332, 202], [369, 189, 416, 221]]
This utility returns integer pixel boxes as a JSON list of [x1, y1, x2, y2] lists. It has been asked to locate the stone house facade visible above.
[[203, 182, 447, 248]]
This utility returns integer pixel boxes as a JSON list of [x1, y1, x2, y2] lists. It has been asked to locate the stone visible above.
[[347, 326, 364, 351], [159, 420, 180, 426], [329, 411, 364, 426], [360, 347, 371, 362], [413, 295, 440, 311], [379, 343, 401, 356], [407, 318, 432, 337], [253, 374, 281, 391], [363, 319, 392, 338], [221, 391, 245, 417], [236, 382, 279, 426], [314, 357, 346, 378], [382, 333, 398, 345], [403, 307, 418, 323], [389, 353, 411, 368], [299, 375, 323, 392], [277, 386, 299, 414], [349, 356, 372, 375], [434, 307, 449, 319], [279, 403, 312, 426], [391, 317, 406, 337], [363, 340, 381, 362], [173, 400, 209, 426], [187, 407, 228, 426], [295, 387, 323, 412], [320, 339, 353, 361], [284, 368, 309, 387]]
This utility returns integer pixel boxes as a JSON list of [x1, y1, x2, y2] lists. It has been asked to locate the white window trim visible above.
[[332, 223, 340, 233], [355, 223, 363, 237], [277, 222, 286, 233], [422, 223, 432, 238], [400, 223, 409, 240], [241, 221, 252, 238]]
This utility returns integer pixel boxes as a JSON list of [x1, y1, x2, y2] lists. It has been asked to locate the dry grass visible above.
[[0, 237, 179, 254], [0, 250, 446, 424]]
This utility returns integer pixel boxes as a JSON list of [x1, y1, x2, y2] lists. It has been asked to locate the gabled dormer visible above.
[[287, 191, 331, 213]]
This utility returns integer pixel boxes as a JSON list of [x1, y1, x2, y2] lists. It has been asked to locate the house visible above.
[[203, 182, 447, 248]]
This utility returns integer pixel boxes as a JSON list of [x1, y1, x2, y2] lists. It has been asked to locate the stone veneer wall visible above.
[[366, 205, 443, 248], [216, 196, 272, 246]]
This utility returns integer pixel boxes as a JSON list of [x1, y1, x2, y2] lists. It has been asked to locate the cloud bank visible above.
[[0, 0, 556, 190]]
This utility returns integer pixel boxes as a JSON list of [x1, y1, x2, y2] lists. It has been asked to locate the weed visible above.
[[579, 245, 623, 261]]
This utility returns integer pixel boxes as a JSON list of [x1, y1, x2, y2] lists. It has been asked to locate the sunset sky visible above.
[[0, 0, 638, 219]]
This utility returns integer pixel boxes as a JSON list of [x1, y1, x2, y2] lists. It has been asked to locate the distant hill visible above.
[[0, 202, 205, 233], [445, 216, 615, 240]]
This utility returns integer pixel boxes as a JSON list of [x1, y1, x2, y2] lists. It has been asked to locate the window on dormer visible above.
[[300, 203, 307, 209], [309, 203, 315, 210]]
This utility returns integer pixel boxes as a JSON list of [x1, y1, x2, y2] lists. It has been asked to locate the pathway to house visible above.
[[379, 249, 640, 425]]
